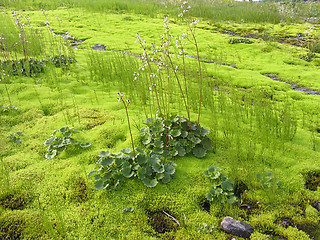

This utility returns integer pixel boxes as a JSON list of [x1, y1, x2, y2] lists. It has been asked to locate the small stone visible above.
[[91, 44, 106, 51], [221, 216, 254, 238]]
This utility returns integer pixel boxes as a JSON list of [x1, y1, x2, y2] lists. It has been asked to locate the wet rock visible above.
[[91, 44, 106, 51], [311, 201, 320, 212], [221, 216, 254, 238]]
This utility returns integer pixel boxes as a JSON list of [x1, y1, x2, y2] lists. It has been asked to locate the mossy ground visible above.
[[0, 2, 320, 240]]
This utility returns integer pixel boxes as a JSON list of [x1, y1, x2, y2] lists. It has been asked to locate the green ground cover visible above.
[[0, 0, 320, 239]]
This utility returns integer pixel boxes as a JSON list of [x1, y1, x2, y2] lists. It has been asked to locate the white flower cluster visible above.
[[178, 0, 191, 18]]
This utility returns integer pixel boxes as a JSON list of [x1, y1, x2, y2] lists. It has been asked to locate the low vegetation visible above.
[[0, 0, 319, 239]]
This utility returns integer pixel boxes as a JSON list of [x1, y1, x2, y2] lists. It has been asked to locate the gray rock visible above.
[[91, 44, 106, 51], [221, 216, 254, 238]]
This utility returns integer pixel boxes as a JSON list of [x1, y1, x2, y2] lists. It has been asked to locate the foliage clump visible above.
[[44, 126, 91, 160], [229, 38, 254, 44], [0, 191, 28, 210], [139, 116, 212, 159], [88, 148, 176, 189], [0, 55, 75, 77], [204, 166, 237, 204], [0, 105, 17, 112]]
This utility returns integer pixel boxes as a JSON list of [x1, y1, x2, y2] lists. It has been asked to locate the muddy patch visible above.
[[147, 210, 179, 234], [263, 74, 319, 95]]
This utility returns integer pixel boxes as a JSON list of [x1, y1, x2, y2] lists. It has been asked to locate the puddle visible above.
[[264, 74, 319, 95], [147, 210, 178, 234]]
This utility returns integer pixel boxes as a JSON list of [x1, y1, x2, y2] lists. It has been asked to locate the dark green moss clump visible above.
[[302, 169, 320, 191], [0, 211, 25, 239], [147, 210, 177, 234], [71, 177, 88, 203], [0, 210, 45, 240], [0, 192, 29, 210]]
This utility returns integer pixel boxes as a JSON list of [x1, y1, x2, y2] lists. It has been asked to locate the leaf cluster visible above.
[[44, 126, 91, 160], [204, 166, 237, 204], [8, 132, 24, 143], [229, 38, 254, 44], [88, 148, 176, 190], [0, 105, 17, 112], [1, 55, 75, 77], [139, 116, 212, 159]]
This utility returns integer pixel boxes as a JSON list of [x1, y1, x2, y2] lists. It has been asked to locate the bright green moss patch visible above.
[[1, 1, 320, 239]]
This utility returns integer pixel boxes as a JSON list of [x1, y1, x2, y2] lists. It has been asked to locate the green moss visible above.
[[0, 2, 320, 239], [0, 210, 46, 240]]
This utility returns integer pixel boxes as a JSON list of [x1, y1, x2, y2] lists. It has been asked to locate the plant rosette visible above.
[[204, 166, 237, 204], [139, 116, 212, 159], [44, 126, 91, 160], [88, 148, 176, 190]]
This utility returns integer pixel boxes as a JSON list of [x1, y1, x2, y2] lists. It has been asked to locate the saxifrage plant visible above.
[[8, 132, 24, 143], [88, 148, 176, 189], [44, 126, 91, 160], [204, 166, 237, 204], [139, 115, 212, 159]]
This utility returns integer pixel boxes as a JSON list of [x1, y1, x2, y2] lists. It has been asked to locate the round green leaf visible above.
[[143, 178, 158, 188], [222, 180, 233, 192], [164, 164, 175, 175], [136, 148, 145, 154], [170, 128, 181, 137], [181, 131, 188, 138], [80, 142, 91, 148], [136, 155, 147, 164], [44, 136, 56, 145], [45, 150, 57, 159], [201, 137, 212, 150], [94, 180, 108, 190], [101, 158, 114, 167], [162, 172, 172, 184], [98, 151, 110, 158], [70, 139, 79, 145], [142, 135, 152, 145], [59, 127, 68, 133], [121, 148, 131, 154], [176, 146, 186, 157], [193, 145, 207, 158], [123, 167, 134, 178], [87, 170, 96, 177], [152, 162, 165, 173], [137, 167, 146, 179]]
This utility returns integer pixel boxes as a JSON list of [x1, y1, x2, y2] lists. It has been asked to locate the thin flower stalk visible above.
[[179, 0, 203, 124], [117, 93, 136, 159]]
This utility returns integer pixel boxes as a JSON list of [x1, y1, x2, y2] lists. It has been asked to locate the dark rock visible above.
[[311, 201, 320, 212], [221, 216, 254, 238], [91, 44, 106, 51]]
